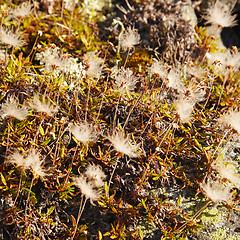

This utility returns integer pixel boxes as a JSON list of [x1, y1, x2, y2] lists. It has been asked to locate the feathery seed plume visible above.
[[70, 122, 97, 145], [0, 28, 25, 48], [73, 175, 101, 202], [84, 52, 105, 79], [167, 69, 185, 93], [35, 46, 66, 73], [7, 149, 45, 178], [120, 27, 140, 52], [175, 99, 195, 123], [108, 130, 140, 158], [85, 164, 106, 187], [8, 150, 28, 169], [200, 178, 233, 203], [29, 93, 58, 116], [0, 96, 28, 120], [220, 110, 240, 134], [10, 2, 32, 18], [204, 1, 237, 28], [212, 160, 240, 189], [114, 68, 138, 93], [150, 59, 168, 78], [25, 149, 46, 178]]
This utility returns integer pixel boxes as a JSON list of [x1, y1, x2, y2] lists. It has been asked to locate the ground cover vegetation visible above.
[[0, 0, 240, 239]]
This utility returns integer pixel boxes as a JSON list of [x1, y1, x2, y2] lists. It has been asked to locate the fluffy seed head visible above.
[[0, 96, 28, 120], [206, 50, 240, 72], [120, 27, 141, 51], [150, 59, 168, 78], [25, 149, 46, 178], [35, 46, 66, 73], [204, 2, 238, 27], [200, 178, 233, 203], [0, 28, 25, 48], [167, 69, 185, 93], [220, 111, 240, 134], [85, 164, 106, 187], [212, 160, 240, 189], [7, 149, 45, 178], [70, 122, 97, 145], [73, 175, 101, 201], [175, 99, 195, 123], [8, 150, 28, 169], [10, 2, 32, 18], [84, 52, 105, 79], [108, 130, 140, 158], [29, 93, 58, 116], [114, 68, 138, 93]]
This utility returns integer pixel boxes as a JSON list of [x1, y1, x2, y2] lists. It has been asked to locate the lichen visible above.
[[210, 227, 240, 240], [200, 206, 227, 226]]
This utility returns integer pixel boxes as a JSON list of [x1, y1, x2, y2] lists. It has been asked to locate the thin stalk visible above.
[[71, 197, 87, 240], [24, 176, 35, 219], [33, 115, 45, 144], [174, 200, 211, 234], [63, 146, 78, 189], [13, 170, 23, 206], [113, 91, 123, 129], [123, 48, 130, 68], [107, 156, 120, 196], [5, 121, 11, 156], [85, 81, 92, 121], [61, 0, 64, 19], [123, 92, 143, 130], [216, 75, 228, 110], [68, 0, 75, 36], [52, 120, 67, 165]]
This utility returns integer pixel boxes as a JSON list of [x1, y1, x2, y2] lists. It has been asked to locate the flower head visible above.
[[8, 150, 28, 169], [84, 52, 105, 79], [25, 149, 46, 178], [212, 160, 240, 189], [200, 178, 233, 203], [175, 99, 195, 123], [10, 2, 32, 18], [70, 122, 97, 145], [114, 68, 138, 93], [150, 59, 168, 78], [73, 175, 101, 201], [0, 28, 25, 48], [167, 69, 185, 93], [7, 149, 46, 178], [0, 96, 28, 120], [36, 46, 84, 78], [120, 27, 141, 51], [204, 2, 237, 27], [108, 130, 140, 158], [35, 46, 66, 73], [85, 164, 106, 187], [29, 93, 58, 116], [219, 110, 240, 134], [206, 50, 240, 71]]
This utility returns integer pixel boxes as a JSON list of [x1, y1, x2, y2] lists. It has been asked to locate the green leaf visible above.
[[194, 138, 203, 151], [41, 138, 51, 146], [98, 231, 103, 240], [60, 146, 65, 158], [0, 173, 7, 186], [177, 194, 182, 206], [46, 206, 55, 216], [141, 198, 147, 210], [39, 125, 45, 136]]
